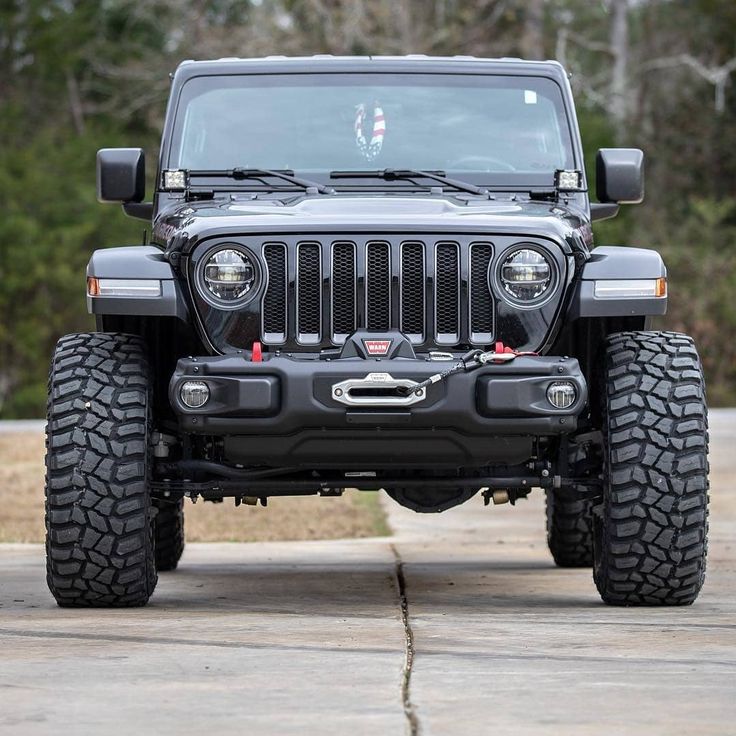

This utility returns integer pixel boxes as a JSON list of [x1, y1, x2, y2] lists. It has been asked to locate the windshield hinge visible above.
[[185, 189, 215, 201]]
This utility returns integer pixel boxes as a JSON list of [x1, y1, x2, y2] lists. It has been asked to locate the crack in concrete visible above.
[[391, 544, 420, 736]]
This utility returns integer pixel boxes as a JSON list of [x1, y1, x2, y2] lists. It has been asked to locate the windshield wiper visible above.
[[330, 169, 490, 196], [188, 168, 335, 194]]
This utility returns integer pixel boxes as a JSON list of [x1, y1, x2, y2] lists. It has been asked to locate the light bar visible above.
[[163, 169, 187, 190], [88, 277, 162, 297], [594, 278, 667, 299]]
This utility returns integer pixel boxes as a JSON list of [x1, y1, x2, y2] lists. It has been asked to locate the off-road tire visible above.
[[545, 490, 594, 567], [545, 440, 595, 567], [45, 332, 157, 607], [593, 331, 708, 606], [154, 498, 185, 571]]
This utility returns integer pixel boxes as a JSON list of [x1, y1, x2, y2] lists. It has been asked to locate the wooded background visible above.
[[1, 0, 735, 417]]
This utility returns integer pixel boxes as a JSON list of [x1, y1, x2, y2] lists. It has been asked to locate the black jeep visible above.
[[45, 56, 708, 607]]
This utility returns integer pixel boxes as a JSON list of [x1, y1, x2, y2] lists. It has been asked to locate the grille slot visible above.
[[435, 242, 460, 344], [469, 242, 494, 344], [259, 236, 500, 348], [400, 242, 425, 341], [331, 242, 356, 342], [296, 242, 322, 343], [365, 241, 391, 330], [262, 243, 287, 343]]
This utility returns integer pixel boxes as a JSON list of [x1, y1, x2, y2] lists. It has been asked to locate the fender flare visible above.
[[86, 246, 189, 322], [568, 246, 667, 319]]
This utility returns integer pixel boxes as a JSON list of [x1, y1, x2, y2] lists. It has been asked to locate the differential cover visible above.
[[385, 485, 479, 513]]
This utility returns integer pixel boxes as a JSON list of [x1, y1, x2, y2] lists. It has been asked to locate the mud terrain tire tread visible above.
[[154, 498, 185, 571], [594, 331, 708, 606], [45, 332, 157, 607], [545, 490, 594, 567]]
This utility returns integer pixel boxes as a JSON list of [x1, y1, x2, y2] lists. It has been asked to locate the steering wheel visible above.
[[447, 155, 517, 172]]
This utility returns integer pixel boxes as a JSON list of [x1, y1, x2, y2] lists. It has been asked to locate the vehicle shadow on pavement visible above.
[[151, 561, 399, 615], [150, 556, 600, 612]]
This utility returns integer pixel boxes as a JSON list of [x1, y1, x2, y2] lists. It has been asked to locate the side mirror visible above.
[[596, 148, 644, 204], [97, 148, 145, 203]]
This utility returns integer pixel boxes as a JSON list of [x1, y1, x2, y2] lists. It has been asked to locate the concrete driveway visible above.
[[1, 411, 735, 735]]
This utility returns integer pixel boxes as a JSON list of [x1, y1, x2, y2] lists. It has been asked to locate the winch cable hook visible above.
[[401, 342, 537, 397]]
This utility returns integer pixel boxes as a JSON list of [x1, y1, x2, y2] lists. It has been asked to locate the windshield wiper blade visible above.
[[188, 168, 335, 194], [330, 168, 489, 196]]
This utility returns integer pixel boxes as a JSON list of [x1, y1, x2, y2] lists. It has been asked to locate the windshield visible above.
[[169, 73, 575, 183]]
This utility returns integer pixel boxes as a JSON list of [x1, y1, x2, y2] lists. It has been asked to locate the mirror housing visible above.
[[97, 148, 145, 203], [596, 148, 644, 204]]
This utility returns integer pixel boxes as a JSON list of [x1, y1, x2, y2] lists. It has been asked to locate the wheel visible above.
[[154, 497, 185, 571], [545, 491, 594, 567], [45, 333, 158, 607], [546, 440, 595, 567], [593, 331, 709, 606]]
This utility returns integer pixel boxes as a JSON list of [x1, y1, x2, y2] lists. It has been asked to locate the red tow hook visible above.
[[493, 341, 516, 363], [495, 341, 515, 355], [251, 341, 263, 362]]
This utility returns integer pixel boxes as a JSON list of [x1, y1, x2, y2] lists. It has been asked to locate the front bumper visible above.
[[168, 353, 587, 468]]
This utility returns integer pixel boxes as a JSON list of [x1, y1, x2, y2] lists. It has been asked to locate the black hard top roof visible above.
[[171, 55, 569, 83]]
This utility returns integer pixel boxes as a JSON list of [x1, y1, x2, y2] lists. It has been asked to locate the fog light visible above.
[[547, 381, 577, 409], [180, 381, 210, 408]]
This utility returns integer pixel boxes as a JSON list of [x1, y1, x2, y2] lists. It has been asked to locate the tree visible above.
[[2, 0, 736, 414]]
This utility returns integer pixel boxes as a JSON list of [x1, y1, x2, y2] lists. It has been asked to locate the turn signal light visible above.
[[594, 278, 667, 299], [87, 278, 161, 297]]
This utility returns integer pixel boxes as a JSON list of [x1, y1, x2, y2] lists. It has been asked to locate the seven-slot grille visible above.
[[261, 238, 495, 348]]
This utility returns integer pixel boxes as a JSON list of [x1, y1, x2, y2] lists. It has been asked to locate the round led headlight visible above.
[[201, 247, 258, 304], [499, 248, 553, 303]]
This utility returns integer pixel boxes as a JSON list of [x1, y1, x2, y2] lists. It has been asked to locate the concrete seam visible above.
[[391, 543, 420, 736]]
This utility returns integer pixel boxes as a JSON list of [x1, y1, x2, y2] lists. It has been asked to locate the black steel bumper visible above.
[[168, 353, 587, 468]]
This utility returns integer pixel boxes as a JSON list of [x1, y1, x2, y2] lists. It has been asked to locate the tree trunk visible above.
[[609, 0, 629, 132], [520, 0, 545, 60], [66, 71, 85, 136]]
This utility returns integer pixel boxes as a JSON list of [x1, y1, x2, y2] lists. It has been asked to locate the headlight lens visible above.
[[500, 248, 552, 302], [203, 248, 257, 302]]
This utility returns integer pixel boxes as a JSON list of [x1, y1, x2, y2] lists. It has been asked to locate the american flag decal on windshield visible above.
[[355, 103, 385, 161]]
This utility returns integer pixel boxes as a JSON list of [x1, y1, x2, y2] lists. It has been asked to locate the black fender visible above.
[[568, 246, 667, 319], [86, 246, 189, 322]]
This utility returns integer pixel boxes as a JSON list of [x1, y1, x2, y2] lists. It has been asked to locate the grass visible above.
[[0, 431, 389, 543]]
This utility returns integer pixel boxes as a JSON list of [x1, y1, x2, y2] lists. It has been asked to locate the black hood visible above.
[[152, 194, 593, 254]]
